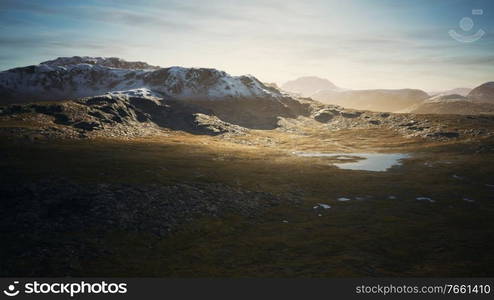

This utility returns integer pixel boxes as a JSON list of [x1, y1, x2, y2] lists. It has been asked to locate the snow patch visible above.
[[313, 203, 331, 209], [337, 197, 351, 202], [416, 197, 435, 203], [108, 88, 161, 98]]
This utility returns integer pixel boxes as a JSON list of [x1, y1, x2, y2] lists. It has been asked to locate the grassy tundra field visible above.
[[2, 123, 494, 277]]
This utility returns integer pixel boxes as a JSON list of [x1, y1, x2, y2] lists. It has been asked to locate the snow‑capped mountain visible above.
[[0, 56, 283, 103], [40, 56, 161, 70]]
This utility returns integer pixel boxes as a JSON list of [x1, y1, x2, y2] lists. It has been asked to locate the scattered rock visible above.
[[73, 121, 101, 131], [314, 112, 335, 123], [0, 179, 294, 238], [313, 203, 331, 209], [416, 197, 435, 203], [427, 132, 459, 139], [341, 111, 362, 118], [314, 109, 337, 123]]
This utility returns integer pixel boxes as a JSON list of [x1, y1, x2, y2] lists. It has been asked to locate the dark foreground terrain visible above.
[[1, 110, 494, 276]]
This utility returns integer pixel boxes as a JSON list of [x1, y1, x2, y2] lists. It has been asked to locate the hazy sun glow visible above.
[[0, 0, 493, 91]]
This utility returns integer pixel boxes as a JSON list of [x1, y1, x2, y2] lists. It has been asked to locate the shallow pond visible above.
[[293, 152, 410, 172]]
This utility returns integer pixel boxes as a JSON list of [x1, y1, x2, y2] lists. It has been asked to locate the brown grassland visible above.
[[1, 123, 494, 277]]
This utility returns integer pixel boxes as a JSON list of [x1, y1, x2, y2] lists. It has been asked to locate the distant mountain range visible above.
[[405, 82, 494, 115], [281, 76, 343, 97], [311, 88, 429, 112], [281, 76, 493, 114], [2, 58, 493, 116], [281, 76, 429, 112]]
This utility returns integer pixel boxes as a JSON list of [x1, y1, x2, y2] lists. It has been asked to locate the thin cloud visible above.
[[0, 0, 492, 90]]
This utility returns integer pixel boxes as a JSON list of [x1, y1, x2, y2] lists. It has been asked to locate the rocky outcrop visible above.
[[296, 103, 494, 140], [0, 87, 317, 136], [185, 97, 312, 129], [0, 93, 254, 138]]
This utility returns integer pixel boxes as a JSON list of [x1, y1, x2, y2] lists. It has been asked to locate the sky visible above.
[[0, 0, 493, 91]]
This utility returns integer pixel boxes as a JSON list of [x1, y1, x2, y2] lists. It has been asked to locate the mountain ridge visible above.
[[0, 56, 284, 104]]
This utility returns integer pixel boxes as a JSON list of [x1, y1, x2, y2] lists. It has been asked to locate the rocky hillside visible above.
[[404, 100, 494, 115], [469, 82, 494, 103], [0, 56, 315, 130], [3, 90, 486, 143], [0, 93, 255, 139], [311, 88, 429, 112], [406, 82, 494, 115], [0, 56, 283, 104]]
